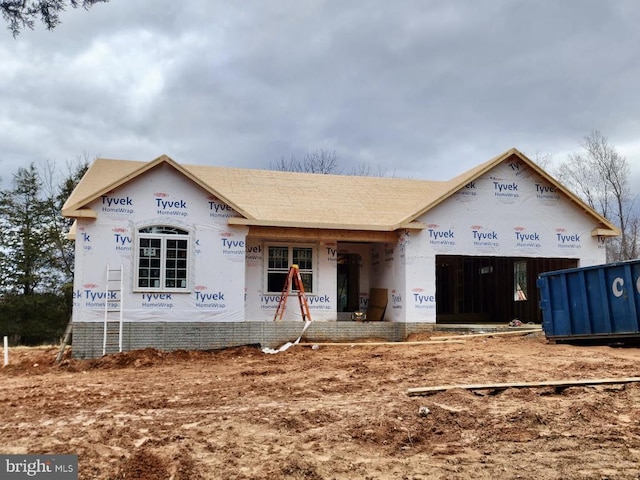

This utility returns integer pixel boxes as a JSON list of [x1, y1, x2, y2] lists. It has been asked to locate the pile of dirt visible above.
[[2, 335, 640, 479]]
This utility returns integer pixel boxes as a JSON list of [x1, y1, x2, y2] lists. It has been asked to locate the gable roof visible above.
[[400, 148, 619, 236], [62, 149, 620, 236]]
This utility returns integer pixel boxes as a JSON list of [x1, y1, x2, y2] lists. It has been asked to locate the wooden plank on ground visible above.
[[430, 328, 541, 341], [407, 376, 640, 396], [300, 340, 465, 347]]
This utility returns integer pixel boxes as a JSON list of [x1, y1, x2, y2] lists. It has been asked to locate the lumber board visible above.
[[407, 376, 640, 396], [300, 340, 465, 347], [430, 328, 541, 341]]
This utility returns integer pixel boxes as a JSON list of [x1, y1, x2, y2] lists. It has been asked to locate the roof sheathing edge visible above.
[[62, 155, 255, 220], [398, 148, 620, 237], [62, 157, 156, 216]]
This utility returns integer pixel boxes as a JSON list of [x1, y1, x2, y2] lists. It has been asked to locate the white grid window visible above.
[[136, 226, 189, 291], [266, 245, 314, 293]]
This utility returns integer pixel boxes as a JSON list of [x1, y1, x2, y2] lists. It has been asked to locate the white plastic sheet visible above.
[[262, 320, 313, 354]]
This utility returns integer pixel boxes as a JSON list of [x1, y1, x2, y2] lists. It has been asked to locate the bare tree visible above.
[[39, 154, 90, 281], [557, 131, 638, 261], [349, 162, 395, 178], [1, 0, 108, 37], [270, 149, 398, 178], [270, 149, 341, 174], [529, 150, 555, 170]]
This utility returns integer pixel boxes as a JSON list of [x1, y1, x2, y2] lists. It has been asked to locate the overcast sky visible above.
[[1, 0, 639, 187]]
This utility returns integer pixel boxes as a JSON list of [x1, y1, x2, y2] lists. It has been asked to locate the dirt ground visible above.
[[2, 331, 640, 479]]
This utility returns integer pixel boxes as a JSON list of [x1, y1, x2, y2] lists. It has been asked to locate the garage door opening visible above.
[[435, 255, 578, 324]]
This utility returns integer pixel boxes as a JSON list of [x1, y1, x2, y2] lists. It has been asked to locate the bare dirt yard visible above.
[[2, 331, 640, 479]]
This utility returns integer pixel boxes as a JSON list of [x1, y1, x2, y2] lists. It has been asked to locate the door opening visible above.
[[337, 253, 360, 312]]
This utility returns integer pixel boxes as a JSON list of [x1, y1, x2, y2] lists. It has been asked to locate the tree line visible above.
[[0, 158, 87, 344]]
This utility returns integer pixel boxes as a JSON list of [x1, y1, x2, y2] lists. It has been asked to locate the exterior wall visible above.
[[244, 239, 338, 321], [402, 158, 608, 323], [370, 240, 406, 321], [70, 156, 611, 355], [72, 163, 249, 324]]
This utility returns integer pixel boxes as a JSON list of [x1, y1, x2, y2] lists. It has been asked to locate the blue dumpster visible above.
[[537, 259, 640, 341]]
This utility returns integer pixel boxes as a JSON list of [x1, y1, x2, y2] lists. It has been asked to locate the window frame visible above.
[[265, 243, 315, 294], [134, 225, 191, 293], [514, 260, 527, 301]]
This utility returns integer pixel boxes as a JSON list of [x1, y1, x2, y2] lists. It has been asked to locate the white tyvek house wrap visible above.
[[402, 158, 607, 323], [72, 164, 249, 323], [244, 239, 338, 321], [72, 157, 609, 325], [370, 240, 405, 321]]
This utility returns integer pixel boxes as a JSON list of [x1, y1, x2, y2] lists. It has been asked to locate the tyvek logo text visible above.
[[209, 199, 236, 218], [514, 227, 542, 249], [155, 193, 187, 217], [426, 224, 455, 247], [73, 287, 119, 309], [535, 183, 560, 201], [192, 286, 227, 309], [114, 233, 132, 251], [455, 181, 477, 201], [141, 293, 174, 309], [412, 288, 435, 309], [471, 225, 498, 250], [555, 228, 581, 249], [101, 195, 134, 215]]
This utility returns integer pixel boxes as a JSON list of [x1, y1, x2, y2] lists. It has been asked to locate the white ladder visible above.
[[103, 264, 124, 355]]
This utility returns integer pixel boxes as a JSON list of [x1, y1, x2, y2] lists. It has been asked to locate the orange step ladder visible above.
[[273, 265, 312, 322]]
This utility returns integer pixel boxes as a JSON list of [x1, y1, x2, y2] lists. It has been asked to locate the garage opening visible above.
[[435, 255, 578, 324]]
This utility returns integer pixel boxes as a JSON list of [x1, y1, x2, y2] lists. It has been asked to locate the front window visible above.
[[267, 245, 314, 293], [136, 226, 189, 291]]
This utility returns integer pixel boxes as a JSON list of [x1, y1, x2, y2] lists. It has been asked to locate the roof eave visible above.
[[66, 220, 78, 240], [592, 226, 620, 237], [61, 208, 97, 219], [398, 221, 426, 230], [228, 217, 399, 232]]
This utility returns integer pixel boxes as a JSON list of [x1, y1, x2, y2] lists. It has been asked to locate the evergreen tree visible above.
[[0, 159, 88, 343], [0, 163, 52, 294], [1, 0, 109, 37]]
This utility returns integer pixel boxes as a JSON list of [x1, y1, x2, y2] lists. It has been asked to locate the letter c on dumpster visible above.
[[612, 277, 624, 297]]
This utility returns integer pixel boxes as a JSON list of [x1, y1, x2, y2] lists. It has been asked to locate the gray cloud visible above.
[[0, 0, 639, 186]]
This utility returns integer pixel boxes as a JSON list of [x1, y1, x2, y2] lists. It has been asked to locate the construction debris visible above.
[[430, 328, 541, 341], [407, 376, 640, 396], [300, 340, 465, 347]]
